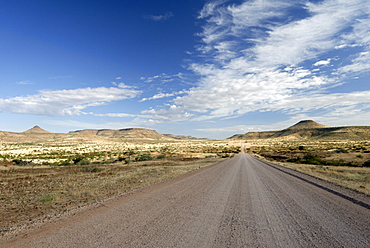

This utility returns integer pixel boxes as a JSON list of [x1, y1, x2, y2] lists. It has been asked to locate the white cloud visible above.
[[44, 118, 163, 131], [167, 67, 329, 120], [268, 91, 370, 114], [140, 93, 176, 102], [0, 85, 141, 116], [249, 1, 366, 68], [141, 104, 193, 121], [144, 12, 174, 21], [16, 80, 33, 85], [140, 73, 185, 83], [140, 90, 187, 102], [198, 0, 228, 19], [93, 113, 136, 118], [338, 51, 370, 74], [313, 58, 332, 67], [196, 125, 264, 134]]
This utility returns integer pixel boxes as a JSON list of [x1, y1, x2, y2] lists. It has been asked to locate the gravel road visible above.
[[3, 154, 370, 247]]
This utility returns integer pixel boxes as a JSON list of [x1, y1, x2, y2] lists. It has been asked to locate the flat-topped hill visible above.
[[286, 120, 329, 130], [69, 128, 169, 140]]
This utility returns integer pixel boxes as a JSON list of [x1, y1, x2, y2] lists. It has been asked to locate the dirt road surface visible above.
[[3, 154, 370, 247]]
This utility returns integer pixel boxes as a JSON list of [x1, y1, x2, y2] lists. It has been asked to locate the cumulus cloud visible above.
[[313, 59, 332, 67], [0, 85, 141, 116], [142, 0, 370, 124]]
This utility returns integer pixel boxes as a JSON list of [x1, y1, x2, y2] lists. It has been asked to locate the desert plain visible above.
[[1, 121, 370, 236]]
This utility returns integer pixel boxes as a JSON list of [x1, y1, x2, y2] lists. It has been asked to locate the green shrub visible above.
[[136, 153, 153, 161], [302, 154, 323, 165], [77, 159, 91, 165], [156, 154, 166, 159]]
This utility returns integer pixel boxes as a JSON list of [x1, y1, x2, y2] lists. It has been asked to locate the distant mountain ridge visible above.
[[1, 121, 369, 142], [0, 126, 204, 142], [229, 120, 370, 140], [163, 134, 207, 140]]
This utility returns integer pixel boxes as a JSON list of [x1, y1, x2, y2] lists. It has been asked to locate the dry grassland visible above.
[[0, 157, 222, 235]]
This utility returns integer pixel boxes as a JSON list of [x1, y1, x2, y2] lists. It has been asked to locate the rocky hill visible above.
[[229, 120, 370, 140], [22, 125, 52, 134]]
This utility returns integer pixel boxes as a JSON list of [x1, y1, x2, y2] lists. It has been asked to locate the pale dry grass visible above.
[[276, 162, 370, 195]]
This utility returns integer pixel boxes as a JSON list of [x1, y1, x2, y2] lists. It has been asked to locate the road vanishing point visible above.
[[3, 154, 370, 247]]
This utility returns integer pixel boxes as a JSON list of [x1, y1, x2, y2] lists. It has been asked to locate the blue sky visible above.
[[1, 0, 369, 139]]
